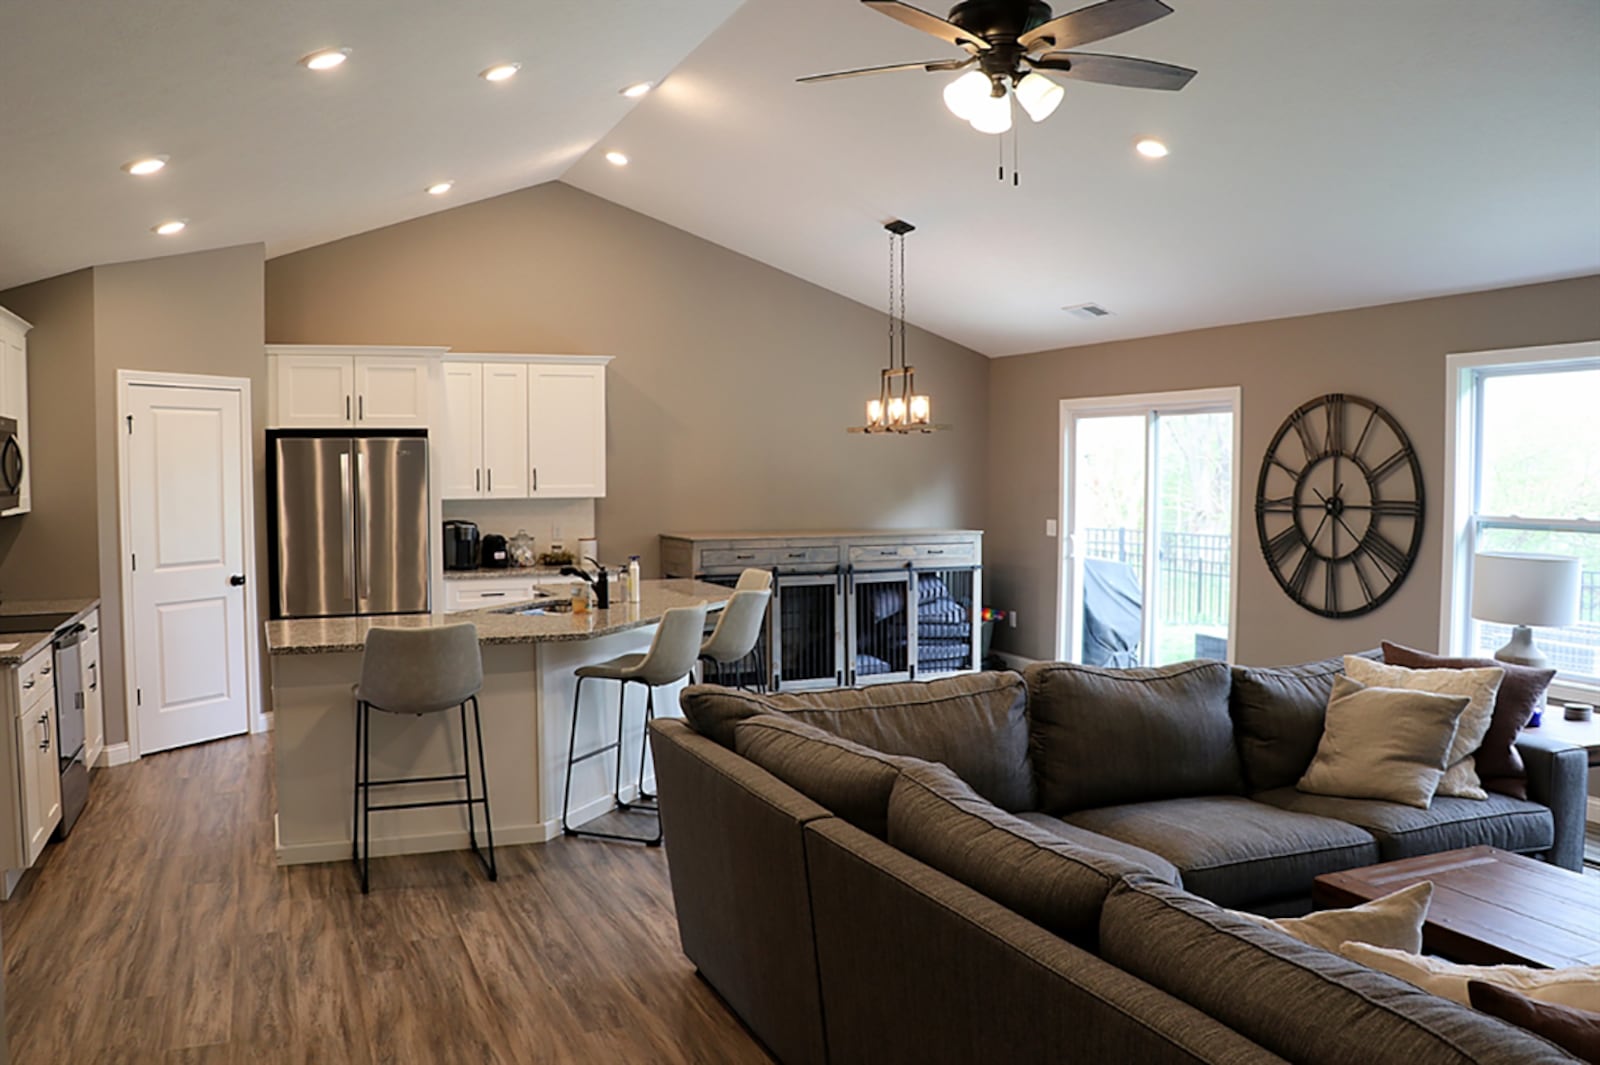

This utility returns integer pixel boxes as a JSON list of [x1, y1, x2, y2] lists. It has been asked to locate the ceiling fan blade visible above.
[[864, 1, 989, 51], [1030, 52, 1196, 90], [797, 56, 974, 83], [1019, 0, 1173, 51]]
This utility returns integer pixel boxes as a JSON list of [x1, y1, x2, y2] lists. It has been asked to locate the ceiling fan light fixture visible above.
[[1015, 72, 1064, 122], [968, 89, 1013, 135], [942, 69, 991, 121]]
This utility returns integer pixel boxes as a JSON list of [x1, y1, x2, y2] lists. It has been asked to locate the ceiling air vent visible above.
[[1063, 303, 1113, 320]]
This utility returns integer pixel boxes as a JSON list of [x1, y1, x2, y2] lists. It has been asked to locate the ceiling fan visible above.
[[798, 0, 1196, 134]]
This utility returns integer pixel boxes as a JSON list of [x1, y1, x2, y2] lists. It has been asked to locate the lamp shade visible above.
[[1471, 552, 1581, 628]]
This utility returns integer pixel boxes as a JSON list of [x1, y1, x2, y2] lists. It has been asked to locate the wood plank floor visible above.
[[1, 735, 773, 1064]]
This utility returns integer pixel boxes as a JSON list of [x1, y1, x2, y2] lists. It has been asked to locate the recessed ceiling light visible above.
[[300, 48, 351, 71], [480, 63, 521, 82], [426, 181, 454, 196], [620, 81, 653, 98], [122, 155, 169, 176], [152, 220, 187, 236], [1135, 138, 1169, 159], [604, 150, 629, 167]]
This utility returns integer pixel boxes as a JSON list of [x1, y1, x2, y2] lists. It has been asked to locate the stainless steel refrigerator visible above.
[[269, 431, 431, 618]]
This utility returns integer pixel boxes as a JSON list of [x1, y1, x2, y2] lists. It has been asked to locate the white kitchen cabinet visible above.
[[15, 645, 60, 868], [443, 575, 567, 613], [440, 355, 609, 500], [267, 346, 445, 429], [82, 610, 103, 770], [528, 363, 607, 498], [0, 305, 34, 516], [483, 364, 530, 497], [441, 362, 483, 498]]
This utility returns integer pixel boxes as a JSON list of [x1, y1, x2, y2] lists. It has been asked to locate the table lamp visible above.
[[1471, 552, 1582, 669]]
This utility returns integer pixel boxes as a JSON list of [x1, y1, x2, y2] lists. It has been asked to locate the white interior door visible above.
[[127, 383, 251, 754]]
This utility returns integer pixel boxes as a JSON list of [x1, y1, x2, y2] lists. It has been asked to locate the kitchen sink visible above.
[[0, 612, 77, 635]]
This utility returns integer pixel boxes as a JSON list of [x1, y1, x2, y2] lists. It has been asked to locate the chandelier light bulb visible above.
[[968, 89, 1013, 135], [1015, 72, 1064, 122], [887, 395, 908, 426], [909, 394, 931, 425], [942, 70, 991, 121], [866, 398, 884, 427]]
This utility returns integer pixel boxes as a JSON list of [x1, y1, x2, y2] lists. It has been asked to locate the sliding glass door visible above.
[[1060, 389, 1240, 667]]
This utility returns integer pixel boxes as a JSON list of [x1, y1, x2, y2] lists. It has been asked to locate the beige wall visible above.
[[266, 182, 990, 573], [986, 274, 1600, 666], [0, 269, 99, 600], [91, 244, 267, 747]]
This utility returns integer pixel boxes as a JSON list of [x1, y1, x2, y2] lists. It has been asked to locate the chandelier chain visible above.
[[886, 229, 896, 371], [898, 229, 907, 371]]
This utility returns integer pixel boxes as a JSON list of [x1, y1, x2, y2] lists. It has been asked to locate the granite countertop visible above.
[[266, 580, 730, 656], [445, 565, 588, 582], [0, 598, 102, 666]]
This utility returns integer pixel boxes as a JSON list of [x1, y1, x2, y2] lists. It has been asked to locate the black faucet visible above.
[[561, 558, 610, 609]]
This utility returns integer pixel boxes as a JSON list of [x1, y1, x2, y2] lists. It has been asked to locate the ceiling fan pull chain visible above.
[[1013, 126, 1020, 188], [997, 132, 1004, 183]]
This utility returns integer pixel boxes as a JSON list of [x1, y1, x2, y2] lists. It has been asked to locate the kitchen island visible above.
[[265, 579, 730, 865]]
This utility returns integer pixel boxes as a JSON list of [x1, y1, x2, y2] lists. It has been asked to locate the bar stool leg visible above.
[[613, 680, 631, 811], [561, 675, 588, 836], [361, 701, 372, 894], [469, 695, 497, 881], [636, 687, 656, 804], [351, 699, 363, 864], [459, 699, 479, 855]]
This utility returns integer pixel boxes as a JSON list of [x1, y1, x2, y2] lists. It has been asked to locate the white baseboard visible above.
[[993, 651, 1041, 672], [274, 778, 660, 866], [100, 743, 137, 767]]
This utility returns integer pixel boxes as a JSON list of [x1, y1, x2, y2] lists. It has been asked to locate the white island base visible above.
[[267, 582, 729, 866]]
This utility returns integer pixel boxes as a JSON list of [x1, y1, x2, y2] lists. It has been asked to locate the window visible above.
[[1443, 342, 1600, 690], [1058, 388, 1240, 667]]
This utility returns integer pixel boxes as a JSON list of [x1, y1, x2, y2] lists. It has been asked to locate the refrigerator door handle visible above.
[[356, 449, 371, 601], [339, 451, 354, 599]]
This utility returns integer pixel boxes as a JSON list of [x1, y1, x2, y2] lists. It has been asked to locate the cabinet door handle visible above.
[[532, 467, 538, 492], [346, 395, 352, 420], [487, 468, 493, 492], [38, 713, 48, 728], [22, 678, 34, 690], [358, 395, 365, 421], [480, 592, 507, 598], [40, 665, 50, 676], [89, 663, 97, 692], [475, 469, 481, 492]]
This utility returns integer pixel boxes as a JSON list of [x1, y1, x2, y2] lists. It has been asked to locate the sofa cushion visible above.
[[1025, 659, 1241, 814], [1344, 656, 1504, 800], [1012, 813, 1182, 885], [1253, 786, 1555, 860], [685, 673, 1034, 812], [1297, 676, 1470, 809], [1229, 652, 1380, 792], [1064, 796, 1379, 908], [1099, 877, 1575, 1065], [886, 763, 1179, 947], [733, 714, 919, 838], [1382, 642, 1557, 800]]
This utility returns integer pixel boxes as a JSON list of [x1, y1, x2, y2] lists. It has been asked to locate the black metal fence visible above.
[[1082, 528, 1230, 627]]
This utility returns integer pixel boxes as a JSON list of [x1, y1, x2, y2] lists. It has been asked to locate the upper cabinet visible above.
[[0, 306, 34, 517], [267, 346, 445, 429], [441, 355, 609, 500]]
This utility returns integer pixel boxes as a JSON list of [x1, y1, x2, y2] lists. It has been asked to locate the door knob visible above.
[[229, 574, 247, 587]]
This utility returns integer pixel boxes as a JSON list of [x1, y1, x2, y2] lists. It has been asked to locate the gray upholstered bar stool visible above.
[[353, 623, 496, 893], [700, 589, 772, 691], [562, 602, 709, 845], [736, 567, 773, 592]]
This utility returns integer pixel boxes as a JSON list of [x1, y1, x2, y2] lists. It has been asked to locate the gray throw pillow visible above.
[[1026, 659, 1240, 814], [733, 714, 920, 838], [1297, 676, 1470, 809]]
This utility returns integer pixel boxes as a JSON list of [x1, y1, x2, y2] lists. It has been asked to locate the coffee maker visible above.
[[443, 520, 480, 570]]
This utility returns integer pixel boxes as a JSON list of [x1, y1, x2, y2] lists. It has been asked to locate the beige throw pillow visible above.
[[1344, 656, 1504, 800], [1297, 676, 1469, 808], [1339, 942, 1600, 1011], [1229, 881, 1433, 954]]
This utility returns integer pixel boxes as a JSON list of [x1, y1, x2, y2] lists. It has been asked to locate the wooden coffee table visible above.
[[1313, 846, 1600, 969]]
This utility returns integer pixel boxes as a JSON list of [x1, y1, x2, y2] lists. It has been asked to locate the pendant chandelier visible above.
[[850, 220, 945, 435]]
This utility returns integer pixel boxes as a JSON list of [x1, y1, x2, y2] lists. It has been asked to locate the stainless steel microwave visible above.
[[0, 416, 21, 511]]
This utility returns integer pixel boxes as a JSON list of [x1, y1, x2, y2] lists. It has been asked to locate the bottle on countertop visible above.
[[616, 565, 631, 603], [628, 556, 642, 603], [570, 583, 590, 615]]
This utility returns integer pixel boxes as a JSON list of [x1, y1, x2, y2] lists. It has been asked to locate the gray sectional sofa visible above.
[[650, 659, 1590, 1065]]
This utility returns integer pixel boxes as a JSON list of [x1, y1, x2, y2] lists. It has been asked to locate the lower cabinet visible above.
[[443, 576, 568, 613], [14, 646, 60, 869], [82, 610, 103, 769]]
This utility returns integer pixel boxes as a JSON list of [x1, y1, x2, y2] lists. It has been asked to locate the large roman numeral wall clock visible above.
[[1255, 394, 1424, 618]]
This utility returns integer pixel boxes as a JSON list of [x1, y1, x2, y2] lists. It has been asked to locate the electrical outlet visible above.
[[1009, 611, 1018, 629], [1045, 518, 1058, 537], [551, 525, 563, 540]]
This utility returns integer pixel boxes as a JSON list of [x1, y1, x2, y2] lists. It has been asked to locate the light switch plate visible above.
[[1009, 611, 1018, 629], [1045, 518, 1058, 537]]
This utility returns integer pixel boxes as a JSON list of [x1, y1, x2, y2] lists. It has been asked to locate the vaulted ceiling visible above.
[[3, 0, 1597, 356]]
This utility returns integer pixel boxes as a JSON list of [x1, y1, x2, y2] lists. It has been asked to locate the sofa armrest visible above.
[[1516, 731, 1589, 872]]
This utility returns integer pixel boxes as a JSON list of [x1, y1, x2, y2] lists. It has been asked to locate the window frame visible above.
[[1440, 340, 1600, 698]]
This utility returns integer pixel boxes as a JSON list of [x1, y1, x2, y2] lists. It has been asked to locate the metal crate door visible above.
[[847, 569, 914, 685], [773, 572, 843, 691], [914, 565, 981, 677]]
